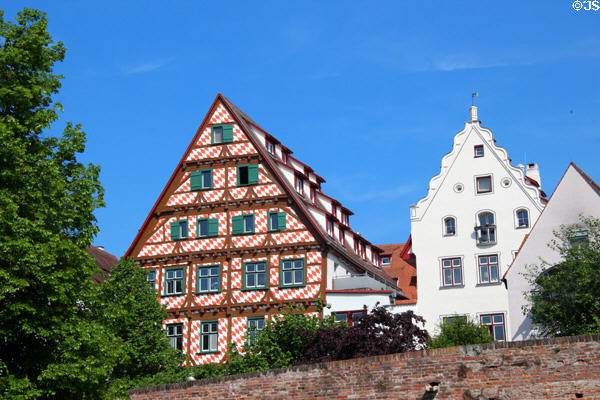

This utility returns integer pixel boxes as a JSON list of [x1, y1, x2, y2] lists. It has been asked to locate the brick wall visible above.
[[130, 335, 600, 400]]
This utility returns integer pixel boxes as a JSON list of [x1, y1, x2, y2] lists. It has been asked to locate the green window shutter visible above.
[[248, 165, 259, 184], [222, 125, 233, 143], [278, 212, 286, 231], [208, 219, 219, 237], [170, 221, 180, 240], [190, 171, 202, 191], [232, 216, 243, 235]]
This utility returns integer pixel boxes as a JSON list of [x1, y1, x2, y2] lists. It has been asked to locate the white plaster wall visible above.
[[325, 293, 394, 314], [410, 115, 544, 336], [506, 165, 600, 340]]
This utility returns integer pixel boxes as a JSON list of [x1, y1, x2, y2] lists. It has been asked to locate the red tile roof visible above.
[[87, 246, 118, 284], [377, 242, 417, 305]]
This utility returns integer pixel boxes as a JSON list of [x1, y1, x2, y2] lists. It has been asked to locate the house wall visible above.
[[410, 107, 544, 336], [130, 334, 600, 400], [505, 165, 600, 341]]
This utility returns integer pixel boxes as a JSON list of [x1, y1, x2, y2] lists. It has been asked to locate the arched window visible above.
[[444, 217, 456, 236], [476, 212, 496, 244], [516, 209, 529, 228]]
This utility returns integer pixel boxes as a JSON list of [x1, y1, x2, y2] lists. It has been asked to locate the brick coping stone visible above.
[[129, 333, 600, 395]]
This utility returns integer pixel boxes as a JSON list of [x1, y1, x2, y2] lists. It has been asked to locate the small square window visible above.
[[281, 259, 305, 287], [245, 262, 267, 289], [474, 145, 484, 158], [190, 169, 212, 191], [165, 268, 184, 295], [212, 126, 223, 144], [197, 265, 220, 293], [381, 257, 391, 266], [166, 323, 183, 350], [476, 176, 492, 194], [237, 165, 258, 186]]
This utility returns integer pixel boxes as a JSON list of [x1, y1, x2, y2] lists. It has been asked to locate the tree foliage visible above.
[[523, 215, 600, 337], [427, 317, 493, 349]]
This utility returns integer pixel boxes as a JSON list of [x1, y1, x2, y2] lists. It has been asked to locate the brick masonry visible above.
[[130, 334, 600, 399]]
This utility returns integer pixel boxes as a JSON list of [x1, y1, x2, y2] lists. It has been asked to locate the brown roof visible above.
[[87, 246, 118, 284], [377, 243, 417, 305]]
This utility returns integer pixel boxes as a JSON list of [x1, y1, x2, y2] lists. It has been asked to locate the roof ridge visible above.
[[570, 162, 600, 197]]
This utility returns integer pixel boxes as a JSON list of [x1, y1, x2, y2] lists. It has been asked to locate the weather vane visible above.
[[472, 92, 479, 106]]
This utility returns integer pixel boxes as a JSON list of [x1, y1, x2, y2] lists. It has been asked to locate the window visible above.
[[516, 209, 529, 228], [444, 217, 456, 236], [211, 125, 233, 144], [237, 165, 259, 186], [232, 214, 255, 234], [166, 323, 183, 350], [342, 213, 349, 226], [164, 268, 184, 295], [147, 270, 156, 290], [360, 242, 366, 259], [295, 175, 304, 196], [282, 152, 289, 164], [266, 140, 275, 155], [334, 311, 365, 326], [476, 175, 492, 194], [476, 212, 496, 244], [480, 313, 505, 341], [381, 257, 391, 266], [244, 261, 267, 289], [280, 259, 305, 287], [478, 255, 499, 284], [474, 145, 484, 158], [326, 218, 334, 236], [568, 230, 589, 247], [442, 315, 467, 324], [268, 211, 286, 232], [247, 317, 265, 346], [200, 321, 218, 353], [190, 169, 212, 190], [353, 236, 359, 253], [170, 220, 188, 240], [197, 265, 220, 293], [332, 204, 338, 217], [441, 258, 463, 287], [372, 252, 379, 266], [197, 218, 219, 238], [310, 187, 316, 203], [339, 228, 345, 245]]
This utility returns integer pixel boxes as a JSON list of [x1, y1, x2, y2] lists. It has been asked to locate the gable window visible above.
[[166, 323, 183, 351], [516, 209, 529, 228], [268, 211, 286, 232], [170, 220, 189, 240], [476, 212, 496, 245], [266, 140, 275, 155], [247, 317, 265, 346], [147, 270, 156, 290], [476, 175, 492, 194], [197, 218, 219, 238], [474, 145, 484, 158], [295, 175, 304, 196], [197, 265, 220, 293], [164, 268, 184, 295], [211, 125, 233, 144], [200, 321, 218, 353], [478, 255, 499, 284], [232, 214, 255, 235], [441, 258, 463, 287], [480, 313, 505, 341], [280, 258, 305, 287], [237, 165, 259, 186], [190, 169, 212, 190], [381, 257, 391, 266], [244, 261, 267, 289], [444, 217, 456, 236], [326, 218, 334, 236]]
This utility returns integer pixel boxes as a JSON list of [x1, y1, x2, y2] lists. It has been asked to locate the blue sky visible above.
[[5, 1, 599, 257]]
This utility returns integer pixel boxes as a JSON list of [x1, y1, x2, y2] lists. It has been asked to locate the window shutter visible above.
[[208, 219, 219, 237], [277, 212, 286, 231], [190, 171, 202, 191], [232, 216, 243, 235], [222, 125, 233, 143], [170, 221, 180, 240], [248, 165, 259, 184]]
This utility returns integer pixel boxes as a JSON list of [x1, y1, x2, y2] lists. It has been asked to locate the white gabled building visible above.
[[409, 106, 546, 339], [504, 163, 600, 341]]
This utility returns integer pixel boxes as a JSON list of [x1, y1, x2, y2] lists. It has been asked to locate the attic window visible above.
[[326, 218, 334, 236], [339, 228, 345, 244], [476, 175, 492, 194], [381, 257, 391, 266], [282, 152, 289, 164], [310, 187, 316, 203], [295, 175, 304, 196], [266, 140, 275, 155], [342, 213, 349, 226], [212, 125, 233, 144], [474, 145, 484, 158]]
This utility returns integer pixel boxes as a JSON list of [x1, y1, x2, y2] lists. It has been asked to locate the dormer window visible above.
[[332, 204, 338, 217], [342, 213, 349, 226], [266, 140, 275, 155], [294, 175, 304, 196], [474, 145, 484, 158], [339, 228, 345, 245], [282, 152, 289, 164], [444, 217, 456, 236], [476, 212, 496, 245], [353, 236, 359, 253], [326, 218, 334, 236], [310, 187, 316, 203], [476, 175, 492, 194], [381, 257, 391, 266]]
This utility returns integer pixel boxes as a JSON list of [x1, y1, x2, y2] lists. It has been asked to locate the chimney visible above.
[[469, 106, 479, 123], [525, 163, 541, 188]]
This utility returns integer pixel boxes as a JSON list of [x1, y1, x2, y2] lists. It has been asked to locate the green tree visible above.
[[427, 317, 493, 349], [523, 215, 600, 337]]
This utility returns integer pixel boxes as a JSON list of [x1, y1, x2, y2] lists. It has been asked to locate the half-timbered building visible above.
[[125, 94, 404, 365]]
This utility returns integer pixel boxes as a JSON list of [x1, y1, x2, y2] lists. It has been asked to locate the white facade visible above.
[[505, 163, 600, 341], [410, 106, 545, 338]]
